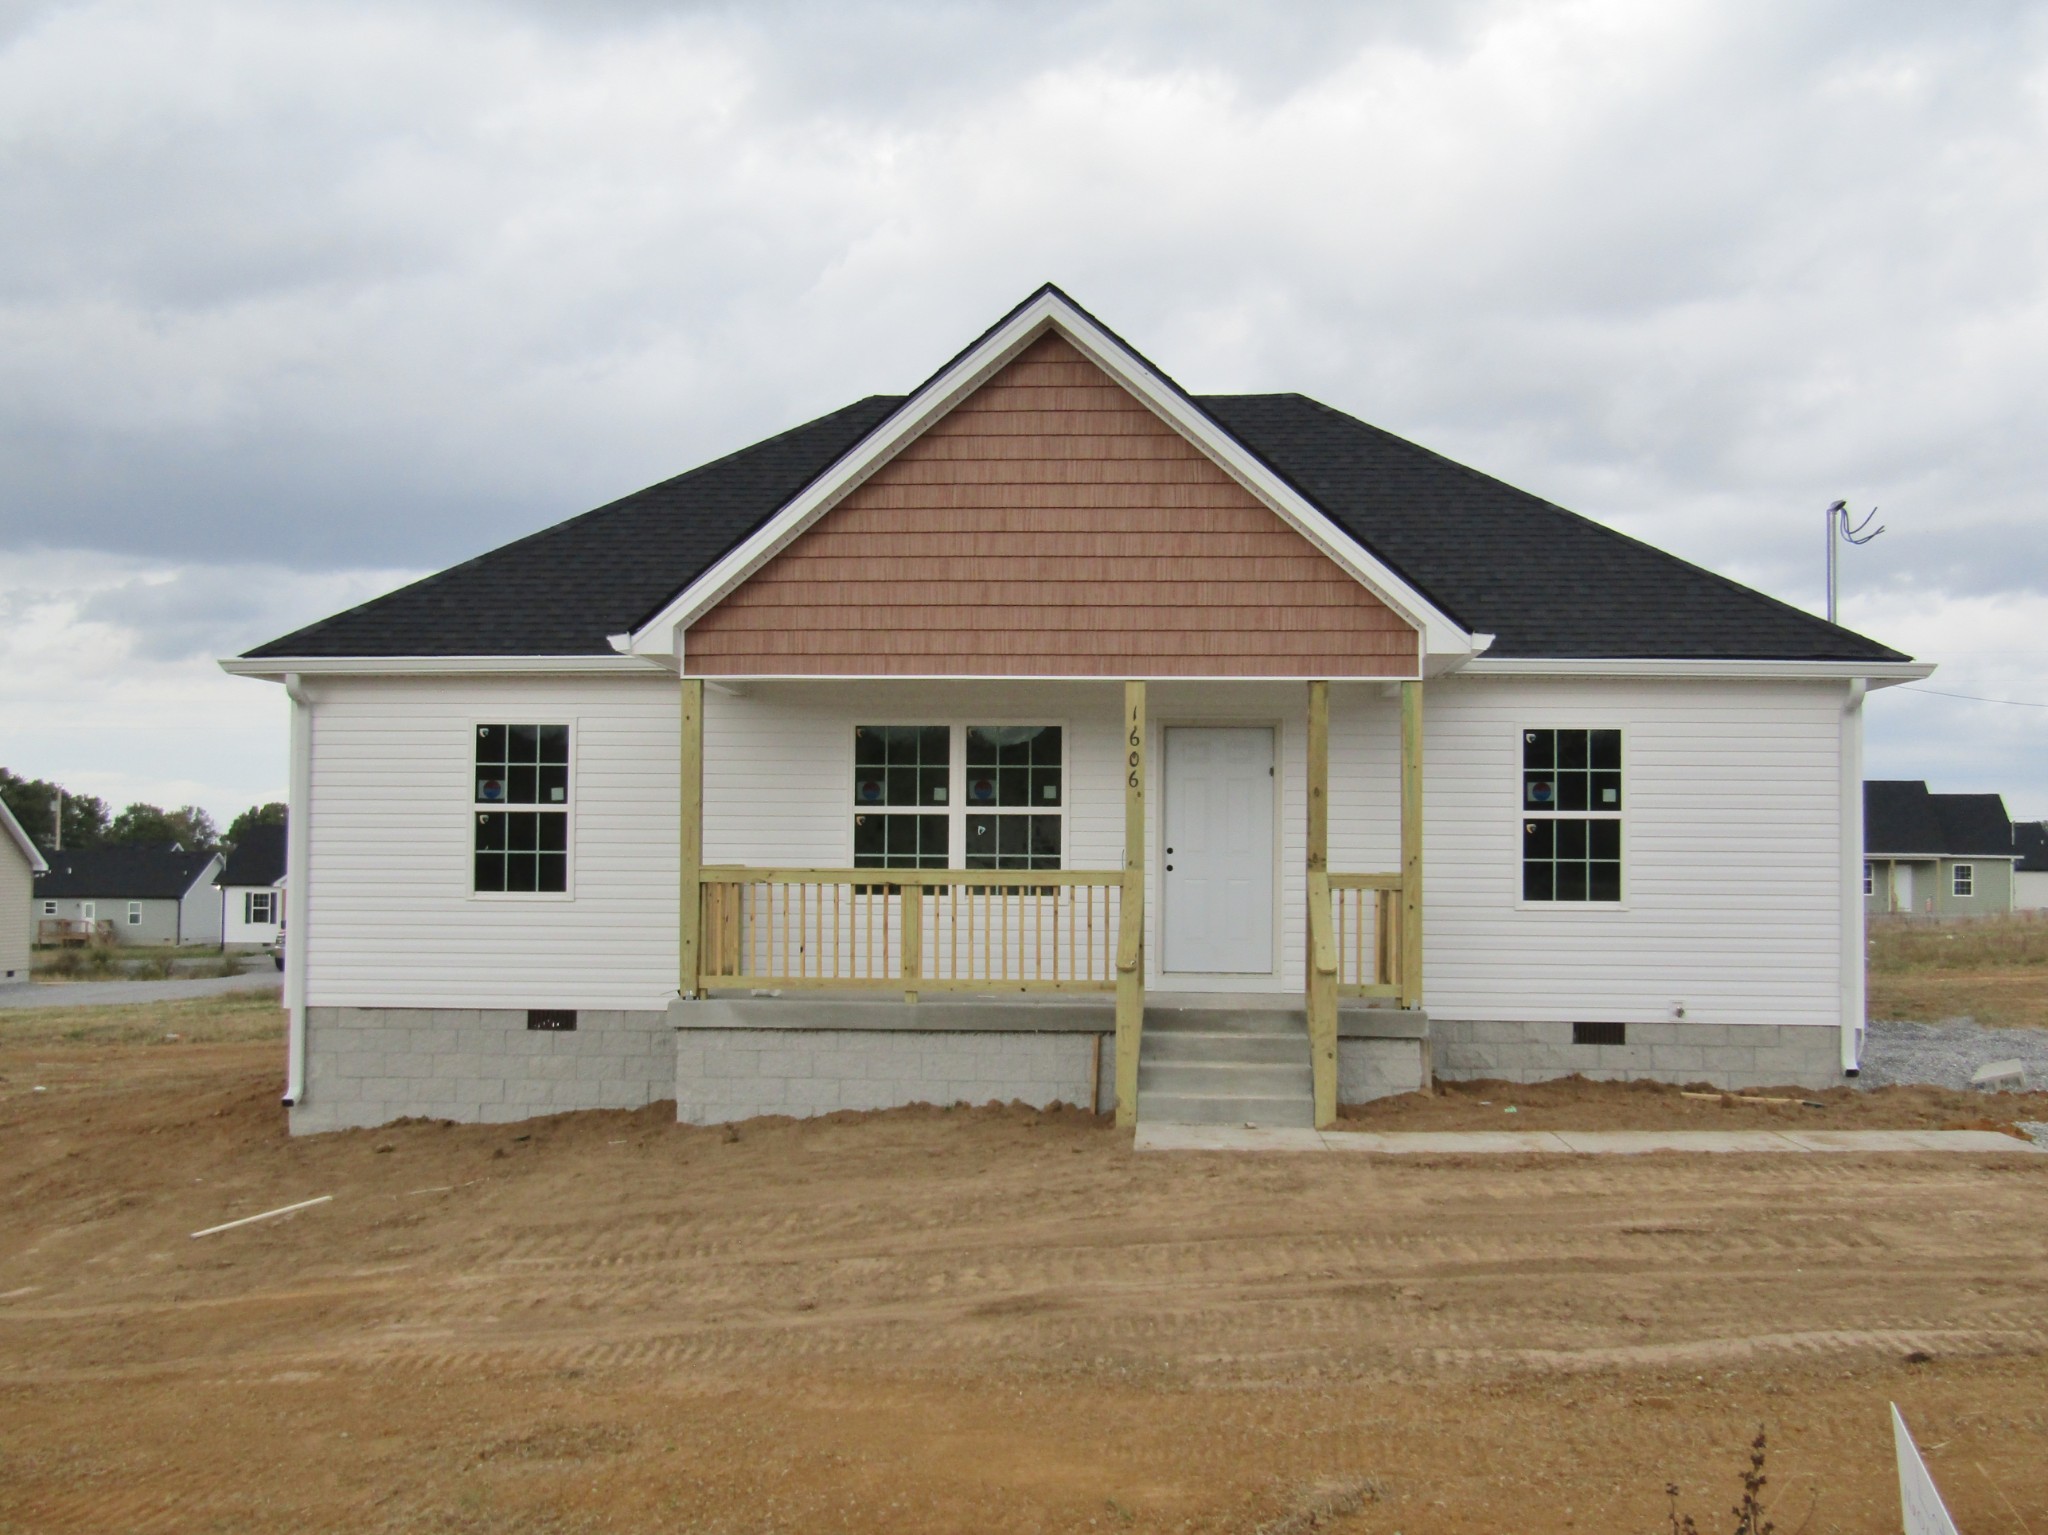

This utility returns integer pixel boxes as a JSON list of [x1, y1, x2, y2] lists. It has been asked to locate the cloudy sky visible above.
[[2, 0, 2045, 826]]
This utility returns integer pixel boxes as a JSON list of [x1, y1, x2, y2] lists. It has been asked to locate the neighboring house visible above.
[[33, 845, 226, 947], [218, 823, 287, 948], [1864, 780, 2018, 917], [2014, 821, 2048, 912], [223, 285, 1930, 1136], [1, 800, 49, 980]]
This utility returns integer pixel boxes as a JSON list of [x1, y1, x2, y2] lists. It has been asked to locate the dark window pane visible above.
[[508, 765, 538, 804], [501, 854, 536, 893], [1556, 773, 1589, 812], [510, 724, 540, 762], [1555, 819, 1587, 859], [966, 728, 998, 767], [918, 725, 949, 763], [475, 812, 507, 851], [477, 724, 507, 765], [1589, 819, 1621, 859], [537, 853, 568, 892], [1590, 730, 1621, 770], [1589, 862, 1621, 902], [1523, 820, 1554, 858], [1029, 816, 1061, 857], [475, 853, 505, 892], [1033, 726, 1062, 764], [885, 766, 917, 806], [999, 816, 1029, 857], [508, 814, 540, 852], [1523, 729, 1553, 770], [967, 817, 995, 858], [1523, 861, 1552, 901], [1559, 730, 1588, 770], [536, 813, 568, 853], [538, 764, 568, 805], [999, 766, 1029, 806], [1591, 771, 1621, 811], [1556, 861, 1588, 901], [855, 727, 886, 766], [1030, 766, 1062, 806], [1524, 773, 1557, 810], [538, 725, 569, 764], [854, 814, 886, 860], [920, 766, 949, 805], [916, 815, 947, 863]]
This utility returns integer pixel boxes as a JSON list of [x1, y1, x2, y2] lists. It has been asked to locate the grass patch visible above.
[[1869, 912, 2048, 1028], [0, 988, 285, 1048]]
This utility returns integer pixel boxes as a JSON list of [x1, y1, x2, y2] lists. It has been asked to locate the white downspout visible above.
[[283, 673, 314, 1106], [1840, 678, 1867, 1074]]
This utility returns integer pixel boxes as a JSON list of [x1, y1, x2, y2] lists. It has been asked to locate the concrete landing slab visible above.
[[1133, 1126, 2046, 1156]]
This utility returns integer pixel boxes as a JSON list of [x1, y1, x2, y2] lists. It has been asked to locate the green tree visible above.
[[107, 802, 220, 851], [224, 801, 288, 847], [0, 767, 109, 850]]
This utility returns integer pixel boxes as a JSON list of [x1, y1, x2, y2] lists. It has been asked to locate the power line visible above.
[[1898, 686, 2048, 710]]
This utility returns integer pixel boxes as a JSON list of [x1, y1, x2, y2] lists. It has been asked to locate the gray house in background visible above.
[[1864, 780, 2018, 917], [1, 800, 48, 980], [33, 846, 226, 947], [2015, 821, 2048, 912]]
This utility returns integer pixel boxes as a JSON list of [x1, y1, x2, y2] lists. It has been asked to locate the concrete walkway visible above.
[[0, 970, 281, 1012], [1135, 1124, 2044, 1155]]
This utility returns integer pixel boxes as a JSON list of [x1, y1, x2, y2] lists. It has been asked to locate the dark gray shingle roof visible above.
[[245, 364, 1906, 666], [35, 845, 220, 900], [219, 823, 286, 887], [1865, 781, 2017, 858]]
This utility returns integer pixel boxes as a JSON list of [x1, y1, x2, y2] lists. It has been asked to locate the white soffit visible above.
[[624, 288, 1474, 663]]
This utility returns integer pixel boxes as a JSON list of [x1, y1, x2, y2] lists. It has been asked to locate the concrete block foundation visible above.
[[1428, 1019, 1842, 1091]]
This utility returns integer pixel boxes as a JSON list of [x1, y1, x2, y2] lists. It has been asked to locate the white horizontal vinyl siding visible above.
[[305, 675, 680, 1009], [1417, 676, 1846, 1029]]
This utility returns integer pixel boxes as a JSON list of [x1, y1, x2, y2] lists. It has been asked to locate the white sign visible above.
[[1892, 1403, 1959, 1535]]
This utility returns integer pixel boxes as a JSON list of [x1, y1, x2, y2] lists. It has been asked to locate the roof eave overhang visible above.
[[0, 802, 47, 874], [622, 288, 1475, 672], [1455, 658, 1935, 687], [219, 655, 674, 681]]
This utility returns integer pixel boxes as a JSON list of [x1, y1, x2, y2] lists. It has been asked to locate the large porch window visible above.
[[852, 723, 1063, 872]]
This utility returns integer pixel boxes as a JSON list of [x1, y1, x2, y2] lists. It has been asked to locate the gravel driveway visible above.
[[1859, 1017, 2048, 1091], [0, 969, 281, 1011]]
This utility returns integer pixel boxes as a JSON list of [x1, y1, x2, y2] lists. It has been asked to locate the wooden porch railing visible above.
[[1329, 872, 1404, 998], [37, 918, 113, 948], [697, 867, 1128, 998]]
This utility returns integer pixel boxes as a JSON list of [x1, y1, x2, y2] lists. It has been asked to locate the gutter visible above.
[[282, 673, 313, 1107]]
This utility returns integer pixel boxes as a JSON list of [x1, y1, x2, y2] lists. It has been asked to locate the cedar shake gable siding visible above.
[[683, 335, 1420, 677]]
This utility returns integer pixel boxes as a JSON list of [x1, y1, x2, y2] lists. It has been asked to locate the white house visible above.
[[218, 822, 287, 949], [1, 800, 48, 981], [223, 286, 1931, 1135]]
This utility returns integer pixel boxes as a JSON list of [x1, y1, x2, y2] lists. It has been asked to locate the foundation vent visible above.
[[1572, 1020, 1627, 1047]]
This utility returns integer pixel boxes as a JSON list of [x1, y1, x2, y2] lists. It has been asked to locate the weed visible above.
[[1668, 1427, 1774, 1535]]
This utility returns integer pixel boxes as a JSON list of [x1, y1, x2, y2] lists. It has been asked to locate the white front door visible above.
[[1162, 727, 1275, 974]]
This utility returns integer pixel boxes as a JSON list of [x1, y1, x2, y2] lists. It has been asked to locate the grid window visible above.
[[474, 723, 570, 893], [853, 725, 952, 869], [246, 891, 275, 924], [965, 726, 1063, 870], [1863, 863, 1874, 898], [41, 901, 55, 917], [127, 902, 142, 925], [1522, 728, 1622, 903], [1953, 864, 1974, 898]]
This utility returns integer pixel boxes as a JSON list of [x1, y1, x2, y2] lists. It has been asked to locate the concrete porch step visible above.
[[1137, 1091, 1316, 1129], [1144, 1007, 1306, 1035], [1140, 1029, 1307, 1064], [1138, 1059, 1312, 1097]]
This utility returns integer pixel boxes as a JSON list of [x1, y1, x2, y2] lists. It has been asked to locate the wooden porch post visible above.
[[1306, 680, 1338, 1128], [1114, 680, 1146, 1127], [1399, 679, 1424, 1009], [679, 677, 704, 999]]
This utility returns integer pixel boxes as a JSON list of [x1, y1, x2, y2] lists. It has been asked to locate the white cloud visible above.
[[0, 550, 422, 820]]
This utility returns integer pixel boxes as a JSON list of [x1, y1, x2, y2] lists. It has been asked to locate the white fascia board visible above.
[[1456, 657, 1936, 687], [218, 655, 673, 681], [625, 289, 1473, 663], [0, 799, 47, 873]]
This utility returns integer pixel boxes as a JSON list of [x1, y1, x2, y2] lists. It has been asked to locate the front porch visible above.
[[674, 678, 1427, 1129]]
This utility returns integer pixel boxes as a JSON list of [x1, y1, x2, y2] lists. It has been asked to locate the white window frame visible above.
[[41, 900, 56, 917], [1952, 863, 1974, 898], [245, 890, 275, 925], [467, 718, 577, 902], [1863, 863, 1874, 897], [127, 901, 142, 926], [847, 720, 1068, 872], [1514, 724, 1628, 910]]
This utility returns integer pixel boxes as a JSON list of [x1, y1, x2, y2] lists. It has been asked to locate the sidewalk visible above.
[[0, 970, 281, 1012], [1135, 1125, 2044, 1155]]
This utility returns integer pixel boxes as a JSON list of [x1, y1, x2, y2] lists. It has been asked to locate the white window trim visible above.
[[846, 719, 1069, 872], [1863, 863, 1875, 897], [1952, 863, 1974, 898], [467, 717, 578, 903], [1513, 723, 1630, 912], [127, 902, 142, 925], [41, 900, 56, 917]]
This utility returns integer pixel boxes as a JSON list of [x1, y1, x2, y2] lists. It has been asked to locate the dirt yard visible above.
[[1868, 912, 2048, 1029], [4, 1000, 2047, 1534]]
